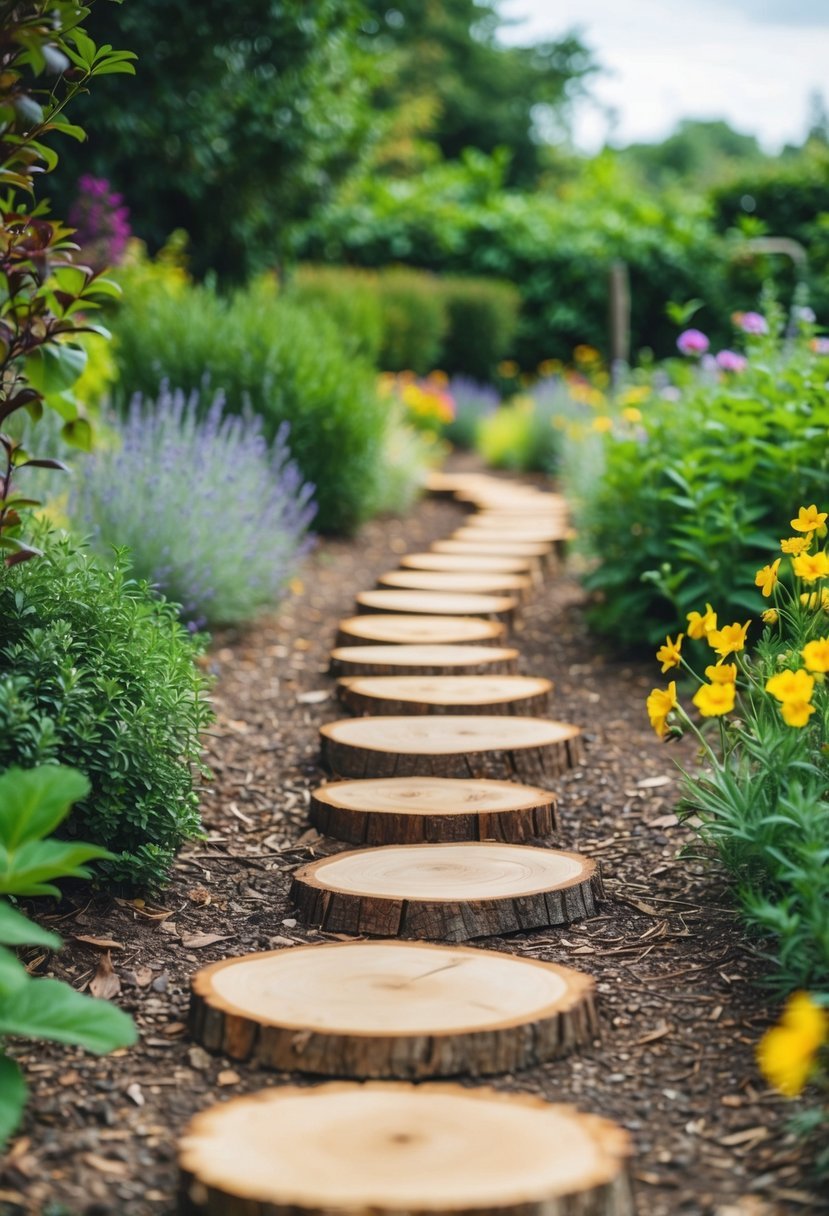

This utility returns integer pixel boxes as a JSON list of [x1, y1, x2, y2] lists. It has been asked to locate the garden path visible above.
[[3, 464, 823, 1216]]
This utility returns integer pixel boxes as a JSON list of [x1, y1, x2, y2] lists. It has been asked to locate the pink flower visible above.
[[677, 328, 709, 356], [715, 349, 748, 373], [810, 337, 829, 356], [734, 311, 768, 336]]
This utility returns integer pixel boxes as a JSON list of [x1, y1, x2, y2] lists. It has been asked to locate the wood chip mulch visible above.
[[2, 470, 826, 1216]]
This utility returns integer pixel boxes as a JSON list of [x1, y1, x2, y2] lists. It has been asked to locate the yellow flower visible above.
[[646, 681, 677, 738], [537, 358, 561, 377], [762, 608, 779, 624], [765, 668, 815, 703], [780, 699, 816, 727], [801, 638, 829, 673], [704, 663, 737, 684], [692, 681, 736, 717], [800, 589, 829, 611], [757, 992, 829, 1096], [781, 534, 812, 555], [687, 603, 717, 640], [574, 343, 601, 365], [621, 406, 642, 423], [754, 558, 781, 597], [708, 620, 750, 658], [591, 415, 613, 433], [497, 360, 519, 378], [656, 632, 683, 672], [793, 551, 829, 582], [791, 505, 828, 533]]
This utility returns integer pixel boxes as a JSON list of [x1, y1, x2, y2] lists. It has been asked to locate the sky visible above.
[[498, 0, 829, 152]]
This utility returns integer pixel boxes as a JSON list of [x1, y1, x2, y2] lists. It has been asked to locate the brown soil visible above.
[[2, 474, 825, 1216]]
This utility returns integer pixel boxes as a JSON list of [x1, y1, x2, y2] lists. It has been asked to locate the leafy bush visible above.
[[73, 388, 316, 626], [108, 267, 386, 533], [439, 277, 520, 380], [579, 320, 829, 647], [645, 510, 829, 991], [0, 533, 212, 889], [289, 265, 384, 363], [0, 765, 137, 1148], [375, 267, 449, 374], [367, 403, 438, 518]]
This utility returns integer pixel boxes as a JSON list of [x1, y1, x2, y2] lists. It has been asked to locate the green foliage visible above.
[[579, 325, 829, 647], [0, 533, 212, 889], [0, 764, 136, 1149], [375, 268, 448, 374], [289, 265, 384, 363], [366, 402, 437, 517], [438, 277, 520, 380], [108, 265, 387, 533], [476, 390, 563, 473], [50, 0, 374, 280], [619, 119, 766, 189], [0, 0, 134, 565], [298, 151, 727, 366]]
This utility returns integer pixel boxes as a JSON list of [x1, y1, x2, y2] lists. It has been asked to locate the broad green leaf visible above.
[[61, 417, 93, 451], [0, 766, 90, 849], [0, 978, 137, 1052], [0, 947, 29, 996], [0, 901, 62, 949], [0, 838, 112, 897], [0, 1054, 27, 1150], [25, 343, 88, 395]]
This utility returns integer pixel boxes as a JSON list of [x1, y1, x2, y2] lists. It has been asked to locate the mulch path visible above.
[[2, 473, 825, 1216]]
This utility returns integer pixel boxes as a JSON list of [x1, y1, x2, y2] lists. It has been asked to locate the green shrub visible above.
[[0, 533, 213, 890], [375, 267, 449, 373], [110, 264, 386, 533], [0, 765, 137, 1148], [439, 277, 521, 380], [289, 264, 384, 363], [579, 321, 829, 648]]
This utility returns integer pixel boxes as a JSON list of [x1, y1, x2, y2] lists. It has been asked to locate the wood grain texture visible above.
[[188, 941, 597, 1078], [178, 1083, 634, 1216], [320, 715, 583, 781], [376, 569, 533, 601], [310, 775, 558, 844], [401, 552, 540, 576], [337, 674, 553, 717], [355, 588, 519, 626], [335, 614, 506, 648], [330, 644, 520, 679], [290, 842, 603, 941]]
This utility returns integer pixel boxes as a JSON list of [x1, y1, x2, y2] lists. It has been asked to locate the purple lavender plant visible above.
[[68, 175, 131, 268], [73, 388, 316, 626], [444, 376, 501, 449]]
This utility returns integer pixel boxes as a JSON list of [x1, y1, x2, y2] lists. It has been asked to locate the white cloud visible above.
[[498, 0, 829, 151]]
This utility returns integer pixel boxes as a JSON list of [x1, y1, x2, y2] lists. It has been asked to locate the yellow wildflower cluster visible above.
[[646, 506, 829, 737], [380, 371, 455, 429], [757, 991, 828, 1096]]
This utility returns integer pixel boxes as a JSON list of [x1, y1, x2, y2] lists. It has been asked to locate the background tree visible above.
[[49, 0, 375, 279]]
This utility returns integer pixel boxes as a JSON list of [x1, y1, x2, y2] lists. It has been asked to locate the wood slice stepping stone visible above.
[[401, 551, 539, 575], [461, 519, 570, 543], [189, 941, 596, 1077], [432, 538, 553, 570], [178, 1083, 633, 1216], [310, 775, 558, 844], [291, 842, 602, 939], [376, 568, 533, 600], [355, 588, 519, 626], [337, 674, 553, 717], [453, 526, 556, 551], [330, 644, 520, 678], [320, 715, 582, 781], [335, 613, 506, 647]]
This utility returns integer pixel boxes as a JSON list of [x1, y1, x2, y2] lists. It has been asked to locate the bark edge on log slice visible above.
[[335, 614, 506, 648], [337, 674, 553, 718], [188, 941, 597, 1078], [320, 715, 583, 782], [178, 1083, 633, 1216], [310, 775, 558, 844], [290, 842, 602, 940], [330, 645, 520, 678]]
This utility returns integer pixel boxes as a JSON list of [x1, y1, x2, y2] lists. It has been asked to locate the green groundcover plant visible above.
[[579, 310, 829, 647], [0, 532, 213, 890], [0, 764, 137, 1148]]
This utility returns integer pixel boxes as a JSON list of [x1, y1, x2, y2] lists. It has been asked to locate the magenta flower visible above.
[[677, 328, 710, 357], [715, 349, 748, 373], [734, 311, 768, 336]]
